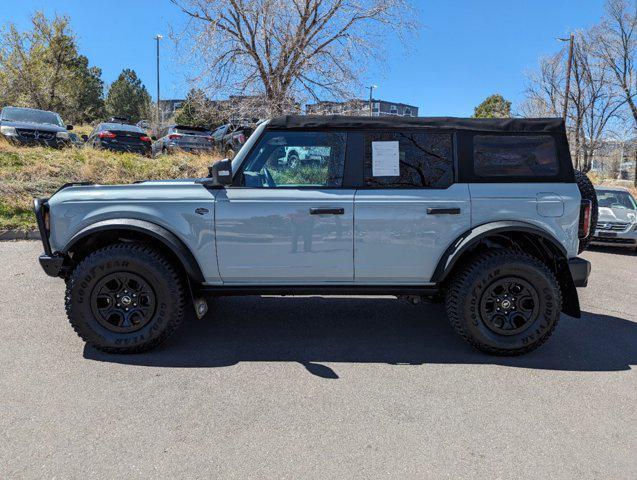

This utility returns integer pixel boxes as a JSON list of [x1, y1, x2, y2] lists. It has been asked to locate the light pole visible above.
[[154, 34, 163, 132], [558, 34, 574, 122], [368, 85, 377, 116]]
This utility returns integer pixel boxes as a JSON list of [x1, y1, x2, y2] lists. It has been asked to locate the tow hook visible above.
[[193, 297, 208, 319]]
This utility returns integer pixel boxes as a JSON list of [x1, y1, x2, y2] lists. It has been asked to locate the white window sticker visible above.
[[372, 141, 400, 176]]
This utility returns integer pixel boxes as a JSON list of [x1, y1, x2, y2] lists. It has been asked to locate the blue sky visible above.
[[0, 0, 607, 116]]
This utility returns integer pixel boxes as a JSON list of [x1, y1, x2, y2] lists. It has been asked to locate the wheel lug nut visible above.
[[117, 303, 120, 307]]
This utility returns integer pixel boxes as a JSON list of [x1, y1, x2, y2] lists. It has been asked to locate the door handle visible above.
[[427, 207, 461, 215], [310, 207, 345, 215]]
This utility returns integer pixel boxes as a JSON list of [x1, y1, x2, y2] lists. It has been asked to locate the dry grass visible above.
[[0, 137, 219, 230], [588, 171, 637, 197]]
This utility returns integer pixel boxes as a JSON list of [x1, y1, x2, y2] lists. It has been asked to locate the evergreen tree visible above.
[[473, 94, 512, 118], [105, 69, 152, 123]]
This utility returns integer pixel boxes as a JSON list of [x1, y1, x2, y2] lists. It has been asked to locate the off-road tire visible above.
[[575, 169, 598, 253], [65, 242, 186, 353], [445, 249, 562, 356], [287, 150, 300, 168]]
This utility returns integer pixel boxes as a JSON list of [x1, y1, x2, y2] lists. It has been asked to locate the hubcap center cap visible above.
[[121, 295, 132, 305], [501, 299, 512, 309]]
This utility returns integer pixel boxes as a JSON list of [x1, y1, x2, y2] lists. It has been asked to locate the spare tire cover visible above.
[[574, 170, 598, 253]]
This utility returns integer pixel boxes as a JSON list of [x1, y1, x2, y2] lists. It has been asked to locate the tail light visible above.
[[205, 136, 214, 142], [168, 134, 182, 140], [98, 131, 116, 139], [578, 200, 592, 238], [140, 135, 151, 142]]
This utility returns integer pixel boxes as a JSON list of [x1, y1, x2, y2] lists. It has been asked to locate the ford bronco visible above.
[[34, 115, 596, 356]]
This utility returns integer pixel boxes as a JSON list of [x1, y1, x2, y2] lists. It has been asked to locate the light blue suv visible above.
[[34, 115, 595, 356]]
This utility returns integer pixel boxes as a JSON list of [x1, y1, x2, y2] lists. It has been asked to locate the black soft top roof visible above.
[[267, 115, 565, 133]]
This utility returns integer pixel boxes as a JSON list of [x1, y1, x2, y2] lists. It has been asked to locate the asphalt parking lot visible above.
[[1, 241, 635, 479]]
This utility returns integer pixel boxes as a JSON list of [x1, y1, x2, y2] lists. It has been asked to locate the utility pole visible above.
[[368, 85, 377, 116], [558, 33, 574, 121], [154, 34, 163, 132]]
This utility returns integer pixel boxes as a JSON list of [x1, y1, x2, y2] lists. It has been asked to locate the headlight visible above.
[[56, 131, 69, 139], [0, 125, 17, 135]]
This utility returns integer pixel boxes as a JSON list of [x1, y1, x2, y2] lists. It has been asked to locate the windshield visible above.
[[597, 189, 637, 210], [0, 107, 64, 127]]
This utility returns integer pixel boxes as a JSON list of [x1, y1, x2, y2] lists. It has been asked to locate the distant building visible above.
[[157, 95, 300, 125], [158, 99, 185, 120], [306, 99, 419, 117]]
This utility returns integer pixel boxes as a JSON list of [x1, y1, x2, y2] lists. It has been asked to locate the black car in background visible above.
[[152, 124, 214, 156], [86, 121, 152, 156], [0, 106, 73, 147], [210, 123, 254, 158]]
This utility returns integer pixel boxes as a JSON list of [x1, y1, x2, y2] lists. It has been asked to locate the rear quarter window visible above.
[[473, 135, 558, 177]]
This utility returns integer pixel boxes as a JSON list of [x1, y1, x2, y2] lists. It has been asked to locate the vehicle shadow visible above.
[[84, 296, 637, 378]]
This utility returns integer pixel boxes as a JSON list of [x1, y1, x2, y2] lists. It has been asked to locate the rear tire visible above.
[[574, 170, 598, 253], [445, 249, 561, 356], [65, 243, 186, 353]]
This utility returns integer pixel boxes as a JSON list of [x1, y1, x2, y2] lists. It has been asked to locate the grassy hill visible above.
[[0, 138, 218, 231]]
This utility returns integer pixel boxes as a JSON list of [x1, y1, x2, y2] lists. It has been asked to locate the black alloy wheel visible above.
[[90, 272, 156, 333], [479, 277, 539, 336]]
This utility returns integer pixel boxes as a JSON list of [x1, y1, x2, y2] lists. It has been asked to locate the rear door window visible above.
[[473, 135, 558, 177], [363, 131, 454, 188]]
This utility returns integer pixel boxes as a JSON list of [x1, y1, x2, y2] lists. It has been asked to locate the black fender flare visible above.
[[431, 221, 580, 317], [62, 218, 205, 283]]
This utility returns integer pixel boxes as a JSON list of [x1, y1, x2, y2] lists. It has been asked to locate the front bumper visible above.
[[2, 132, 67, 148], [33, 198, 67, 277], [38, 254, 65, 276], [590, 227, 637, 247], [568, 257, 591, 288]]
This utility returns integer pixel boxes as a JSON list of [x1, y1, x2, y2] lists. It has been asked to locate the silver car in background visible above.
[[591, 186, 637, 250], [152, 124, 214, 156]]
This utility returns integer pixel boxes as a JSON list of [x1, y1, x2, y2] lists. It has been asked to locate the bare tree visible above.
[[524, 30, 624, 171], [591, 0, 637, 125], [170, 0, 416, 115]]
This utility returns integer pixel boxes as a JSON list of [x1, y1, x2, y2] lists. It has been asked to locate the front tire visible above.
[[445, 250, 561, 356], [65, 243, 186, 353]]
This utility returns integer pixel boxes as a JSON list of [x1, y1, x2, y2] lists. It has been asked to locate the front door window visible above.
[[239, 131, 346, 188]]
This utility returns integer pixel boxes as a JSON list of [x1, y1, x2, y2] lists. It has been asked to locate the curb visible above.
[[0, 230, 41, 241]]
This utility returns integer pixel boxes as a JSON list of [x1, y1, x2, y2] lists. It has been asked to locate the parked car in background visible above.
[[591, 186, 637, 250], [152, 124, 214, 156], [0, 106, 72, 148], [210, 123, 254, 158], [85, 121, 152, 156]]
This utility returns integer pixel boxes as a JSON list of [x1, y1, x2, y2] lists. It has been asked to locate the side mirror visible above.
[[81, 135, 88, 141], [151, 136, 157, 141], [198, 158, 233, 187], [66, 125, 74, 131]]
